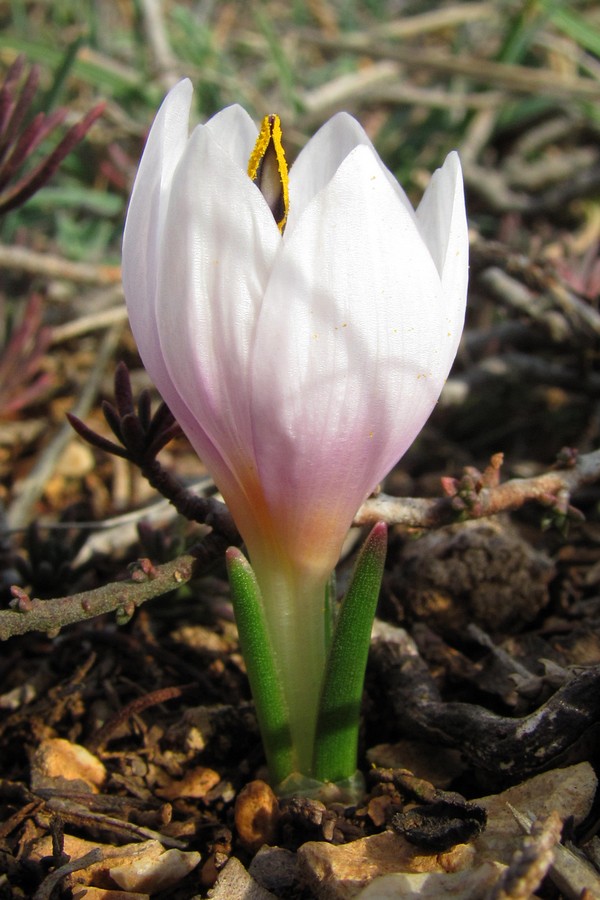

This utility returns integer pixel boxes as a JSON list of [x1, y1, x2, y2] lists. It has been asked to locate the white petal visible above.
[[287, 112, 415, 233], [416, 151, 469, 355], [250, 144, 447, 572], [122, 78, 193, 388], [155, 123, 280, 477], [121, 80, 226, 477], [204, 104, 258, 170]]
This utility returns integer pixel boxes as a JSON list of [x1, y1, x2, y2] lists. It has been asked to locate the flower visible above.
[[122, 80, 468, 775]]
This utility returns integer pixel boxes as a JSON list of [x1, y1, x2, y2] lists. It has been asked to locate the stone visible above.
[[249, 845, 298, 894], [474, 762, 597, 865], [234, 780, 280, 852], [207, 856, 276, 899], [297, 764, 598, 898], [30, 738, 106, 793], [155, 765, 221, 800], [109, 843, 200, 893], [356, 862, 504, 898], [298, 830, 474, 899], [30, 836, 198, 894]]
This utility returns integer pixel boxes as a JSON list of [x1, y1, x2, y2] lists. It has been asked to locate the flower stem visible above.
[[312, 523, 387, 784], [226, 548, 293, 785]]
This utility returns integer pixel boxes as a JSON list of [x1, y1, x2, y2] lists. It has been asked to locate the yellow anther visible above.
[[248, 114, 289, 232]]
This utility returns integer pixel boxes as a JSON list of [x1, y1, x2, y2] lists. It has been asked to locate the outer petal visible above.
[[287, 113, 416, 233], [416, 151, 469, 358], [250, 144, 450, 577], [121, 80, 230, 473], [154, 122, 281, 534], [204, 104, 258, 170], [122, 79, 192, 373]]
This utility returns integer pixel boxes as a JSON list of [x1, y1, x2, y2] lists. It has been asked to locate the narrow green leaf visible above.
[[226, 548, 293, 785], [546, 4, 600, 58], [27, 186, 123, 216], [312, 523, 387, 784], [43, 37, 85, 110], [0, 36, 154, 99]]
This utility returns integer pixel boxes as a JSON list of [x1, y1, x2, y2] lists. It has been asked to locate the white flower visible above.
[[122, 80, 468, 771]]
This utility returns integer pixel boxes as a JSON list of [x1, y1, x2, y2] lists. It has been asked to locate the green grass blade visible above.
[[545, 4, 600, 58]]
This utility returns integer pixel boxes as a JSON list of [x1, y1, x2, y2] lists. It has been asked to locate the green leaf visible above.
[[27, 185, 123, 216], [226, 548, 293, 785], [0, 35, 156, 100], [312, 523, 387, 784], [543, 3, 600, 58]]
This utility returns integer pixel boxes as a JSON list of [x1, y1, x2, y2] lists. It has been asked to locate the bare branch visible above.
[[354, 448, 600, 529], [2, 449, 598, 641], [0, 554, 198, 641]]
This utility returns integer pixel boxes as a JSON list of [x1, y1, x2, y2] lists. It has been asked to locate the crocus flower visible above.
[[122, 79, 468, 781]]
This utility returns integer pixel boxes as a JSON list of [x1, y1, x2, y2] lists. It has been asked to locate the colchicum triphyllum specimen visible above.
[[122, 79, 468, 794]]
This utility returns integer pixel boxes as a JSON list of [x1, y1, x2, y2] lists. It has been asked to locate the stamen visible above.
[[248, 114, 289, 232]]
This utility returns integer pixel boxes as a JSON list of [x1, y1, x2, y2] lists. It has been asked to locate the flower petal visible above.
[[416, 151, 469, 357], [122, 81, 217, 453], [154, 121, 280, 494], [122, 79, 192, 391], [250, 143, 449, 575], [204, 104, 258, 170], [287, 112, 415, 233]]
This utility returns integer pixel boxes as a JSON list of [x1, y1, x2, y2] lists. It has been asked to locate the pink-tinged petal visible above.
[[204, 104, 258, 170], [250, 144, 445, 576], [122, 81, 236, 497], [122, 78, 192, 394], [416, 151, 469, 357], [121, 82, 205, 446], [154, 122, 281, 526], [287, 112, 415, 233]]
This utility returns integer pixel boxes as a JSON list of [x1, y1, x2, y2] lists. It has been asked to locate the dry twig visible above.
[[355, 448, 599, 529], [0, 447, 598, 640]]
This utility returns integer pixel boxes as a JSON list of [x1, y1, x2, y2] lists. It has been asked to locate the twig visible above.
[[33, 847, 104, 900], [88, 684, 189, 752], [463, 163, 531, 212], [1, 449, 598, 640], [301, 30, 600, 99], [480, 268, 570, 342], [370, 622, 600, 777], [461, 351, 600, 394], [369, 2, 495, 38], [0, 553, 198, 640], [0, 244, 121, 285], [508, 807, 600, 900], [488, 810, 562, 900], [374, 82, 504, 111], [50, 302, 127, 343], [460, 107, 500, 165], [354, 447, 600, 528], [35, 796, 188, 848], [139, 0, 180, 90]]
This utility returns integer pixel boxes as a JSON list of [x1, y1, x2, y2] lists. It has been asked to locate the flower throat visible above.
[[248, 114, 289, 233]]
